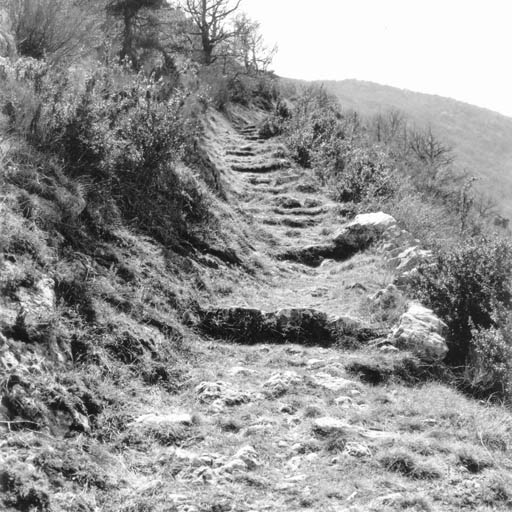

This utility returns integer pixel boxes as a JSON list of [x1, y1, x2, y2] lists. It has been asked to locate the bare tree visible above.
[[182, 0, 241, 65], [232, 13, 276, 73], [409, 126, 454, 169]]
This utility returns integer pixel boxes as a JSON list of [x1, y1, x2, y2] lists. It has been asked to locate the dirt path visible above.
[[115, 118, 512, 512], [203, 115, 392, 321]]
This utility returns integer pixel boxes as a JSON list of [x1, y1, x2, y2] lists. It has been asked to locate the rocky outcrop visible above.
[[387, 303, 448, 361], [388, 246, 433, 274], [198, 306, 379, 346], [0, 270, 56, 339], [279, 212, 398, 266], [262, 371, 301, 397]]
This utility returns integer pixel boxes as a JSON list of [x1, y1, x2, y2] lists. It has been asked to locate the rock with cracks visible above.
[[389, 303, 448, 361], [199, 307, 379, 346], [278, 212, 398, 266]]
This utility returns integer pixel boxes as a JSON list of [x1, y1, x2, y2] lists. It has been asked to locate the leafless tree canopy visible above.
[[232, 13, 277, 73], [409, 126, 454, 169], [182, 0, 241, 64]]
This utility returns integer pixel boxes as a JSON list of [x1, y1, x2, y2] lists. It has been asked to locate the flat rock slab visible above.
[[312, 373, 360, 393], [313, 417, 353, 436], [131, 413, 194, 427]]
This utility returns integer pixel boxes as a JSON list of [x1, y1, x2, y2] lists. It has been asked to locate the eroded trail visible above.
[[5, 114, 505, 512], [200, 113, 397, 336], [123, 116, 511, 512]]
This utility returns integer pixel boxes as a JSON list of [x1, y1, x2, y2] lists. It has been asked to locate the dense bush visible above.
[[198, 64, 279, 111], [412, 239, 512, 386], [327, 146, 397, 203], [467, 319, 512, 396], [6, 0, 98, 63], [1, 61, 209, 241], [284, 86, 397, 204]]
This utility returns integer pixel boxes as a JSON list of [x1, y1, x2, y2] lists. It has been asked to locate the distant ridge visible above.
[[286, 78, 512, 218]]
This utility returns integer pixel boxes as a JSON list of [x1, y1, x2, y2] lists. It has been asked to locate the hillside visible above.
[[301, 79, 512, 218], [3, 93, 512, 511], [2, 6, 512, 510]]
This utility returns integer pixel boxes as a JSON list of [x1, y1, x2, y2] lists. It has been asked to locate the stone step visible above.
[[226, 148, 257, 156], [273, 206, 329, 217], [279, 216, 320, 228], [248, 176, 273, 185], [198, 307, 379, 346], [232, 160, 288, 173]]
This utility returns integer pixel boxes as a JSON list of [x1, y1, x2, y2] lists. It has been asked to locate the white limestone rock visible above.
[[313, 417, 351, 436], [195, 381, 251, 406], [132, 412, 194, 427], [389, 303, 448, 361], [389, 246, 433, 273], [333, 212, 398, 250], [262, 371, 301, 397], [313, 373, 360, 393]]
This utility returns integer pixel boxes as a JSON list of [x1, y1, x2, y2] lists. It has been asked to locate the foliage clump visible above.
[[412, 239, 512, 395]]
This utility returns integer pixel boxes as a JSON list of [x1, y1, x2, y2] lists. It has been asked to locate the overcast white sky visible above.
[[242, 0, 512, 117]]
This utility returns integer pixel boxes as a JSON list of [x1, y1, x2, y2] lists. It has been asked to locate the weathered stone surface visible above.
[[313, 417, 351, 436], [0, 277, 56, 336], [312, 373, 360, 393], [389, 303, 448, 361], [132, 413, 194, 427], [199, 306, 378, 346], [262, 371, 301, 397], [389, 246, 433, 273], [305, 358, 326, 369], [278, 212, 398, 266], [195, 381, 251, 407], [232, 445, 261, 470], [344, 442, 372, 458], [334, 212, 397, 245]]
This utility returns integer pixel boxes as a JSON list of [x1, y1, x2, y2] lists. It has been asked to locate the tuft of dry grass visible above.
[[378, 448, 443, 480]]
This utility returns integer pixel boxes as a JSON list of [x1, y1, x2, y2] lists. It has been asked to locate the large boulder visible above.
[[388, 303, 448, 361], [331, 212, 397, 255], [279, 212, 399, 266], [335, 212, 397, 242], [388, 246, 433, 273]]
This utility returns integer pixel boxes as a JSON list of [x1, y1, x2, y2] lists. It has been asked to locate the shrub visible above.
[[412, 239, 512, 372], [466, 318, 512, 397], [3, 63, 209, 241], [6, 0, 98, 63], [284, 86, 347, 168], [327, 146, 397, 203], [283, 87, 397, 204]]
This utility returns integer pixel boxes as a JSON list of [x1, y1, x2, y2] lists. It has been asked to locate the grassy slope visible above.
[[2, 103, 512, 512], [290, 78, 512, 219]]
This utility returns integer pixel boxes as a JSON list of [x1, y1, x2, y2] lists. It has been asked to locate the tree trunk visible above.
[[120, 8, 136, 67]]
